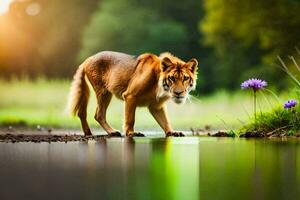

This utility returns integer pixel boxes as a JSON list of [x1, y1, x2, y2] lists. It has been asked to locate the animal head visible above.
[[159, 53, 198, 104]]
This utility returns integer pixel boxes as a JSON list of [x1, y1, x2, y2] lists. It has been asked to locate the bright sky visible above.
[[0, 0, 14, 15]]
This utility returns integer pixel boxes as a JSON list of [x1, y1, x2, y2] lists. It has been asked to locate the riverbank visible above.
[[1, 126, 300, 143]]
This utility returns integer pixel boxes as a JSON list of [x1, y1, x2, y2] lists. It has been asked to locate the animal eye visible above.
[[184, 76, 190, 81], [168, 76, 175, 82]]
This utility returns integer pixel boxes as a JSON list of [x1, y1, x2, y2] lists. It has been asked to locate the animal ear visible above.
[[161, 57, 173, 72], [186, 58, 198, 74]]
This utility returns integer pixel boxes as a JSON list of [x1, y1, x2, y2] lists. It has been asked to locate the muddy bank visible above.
[[0, 134, 108, 143], [191, 128, 234, 137], [240, 131, 300, 138], [191, 128, 300, 138], [0, 127, 109, 143], [3, 126, 299, 142], [0, 126, 226, 143]]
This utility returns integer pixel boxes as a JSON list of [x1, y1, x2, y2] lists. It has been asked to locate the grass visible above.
[[0, 78, 274, 132], [239, 89, 300, 136], [238, 54, 300, 136]]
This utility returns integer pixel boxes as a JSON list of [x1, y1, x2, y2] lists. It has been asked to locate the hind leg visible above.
[[95, 90, 121, 137], [78, 107, 92, 136]]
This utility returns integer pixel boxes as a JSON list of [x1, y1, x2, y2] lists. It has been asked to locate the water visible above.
[[0, 137, 299, 200]]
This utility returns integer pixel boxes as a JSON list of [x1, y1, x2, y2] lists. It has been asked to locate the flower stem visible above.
[[254, 90, 257, 128], [292, 109, 298, 131]]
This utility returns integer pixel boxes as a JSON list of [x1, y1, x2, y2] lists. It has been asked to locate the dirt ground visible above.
[[0, 126, 109, 143], [0, 126, 230, 143]]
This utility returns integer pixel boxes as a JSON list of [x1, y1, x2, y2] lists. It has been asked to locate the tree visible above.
[[200, 0, 300, 90], [79, 0, 189, 60]]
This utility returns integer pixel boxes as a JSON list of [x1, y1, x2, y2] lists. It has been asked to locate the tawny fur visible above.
[[159, 52, 185, 65], [67, 63, 89, 116], [68, 51, 198, 137]]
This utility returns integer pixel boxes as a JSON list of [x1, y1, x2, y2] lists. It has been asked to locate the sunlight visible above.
[[0, 0, 14, 15]]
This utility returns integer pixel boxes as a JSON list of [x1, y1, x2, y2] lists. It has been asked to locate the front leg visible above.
[[148, 105, 184, 137], [124, 96, 144, 137]]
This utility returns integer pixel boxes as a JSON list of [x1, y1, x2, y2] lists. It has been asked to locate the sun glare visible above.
[[0, 0, 14, 15]]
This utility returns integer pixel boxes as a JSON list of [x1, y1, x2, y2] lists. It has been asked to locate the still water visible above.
[[0, 137, 299, 200]]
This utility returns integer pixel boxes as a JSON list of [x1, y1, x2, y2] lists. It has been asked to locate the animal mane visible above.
[[159, 52, 185, 65]]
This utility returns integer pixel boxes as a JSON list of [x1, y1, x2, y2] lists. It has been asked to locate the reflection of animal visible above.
[[68, 51, 198, 137]]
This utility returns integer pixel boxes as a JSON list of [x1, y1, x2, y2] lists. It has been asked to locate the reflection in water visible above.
[[199, 138, 300, 200], [0, 138, 299, 200]]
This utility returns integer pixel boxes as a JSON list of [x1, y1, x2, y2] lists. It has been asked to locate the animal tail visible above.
[[67, 61, 90, 117]]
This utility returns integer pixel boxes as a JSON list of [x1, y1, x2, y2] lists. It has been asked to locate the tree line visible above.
[[0, 0, 299, 94]]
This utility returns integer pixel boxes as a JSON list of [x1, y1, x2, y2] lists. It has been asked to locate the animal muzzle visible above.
[[171, 90, 187, 104]]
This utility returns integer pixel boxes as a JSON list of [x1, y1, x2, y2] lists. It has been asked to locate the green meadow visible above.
[[0, 78, 280, 131]]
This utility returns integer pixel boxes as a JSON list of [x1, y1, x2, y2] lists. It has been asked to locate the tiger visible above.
[[68, 51, 198, 137]]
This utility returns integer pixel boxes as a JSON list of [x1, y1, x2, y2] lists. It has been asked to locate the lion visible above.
[[68, 51, 198, 137]]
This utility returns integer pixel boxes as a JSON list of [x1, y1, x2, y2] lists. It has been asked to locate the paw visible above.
[[84, 129, 93, 136], [166, 131, 185, 137], [127, 132, 145, 137], [108, 131, 122, 137]]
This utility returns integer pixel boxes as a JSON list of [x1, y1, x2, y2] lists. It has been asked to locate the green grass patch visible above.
[[239, 89, 300, 136]]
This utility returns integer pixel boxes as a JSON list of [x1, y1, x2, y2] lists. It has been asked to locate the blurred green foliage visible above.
[[201, 0, 300, 90], [79, 0, 189, 59], [0, 0, 300, 94]]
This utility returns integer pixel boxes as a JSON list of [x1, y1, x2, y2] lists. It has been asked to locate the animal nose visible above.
[[174, 91, 183, 96]]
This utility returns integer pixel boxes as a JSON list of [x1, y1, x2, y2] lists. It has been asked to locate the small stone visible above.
[[212, 131, 228, 137], [37, 125, 42, 131], [204, 125, 211, 131]]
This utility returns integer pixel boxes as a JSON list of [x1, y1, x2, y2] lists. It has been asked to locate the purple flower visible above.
[[284, 99, 297, 109], [241, 78, 267, 91]]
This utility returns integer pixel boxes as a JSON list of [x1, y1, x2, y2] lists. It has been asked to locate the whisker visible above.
[[187, 94, 192, 103], [189, 95, 202, 103]]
